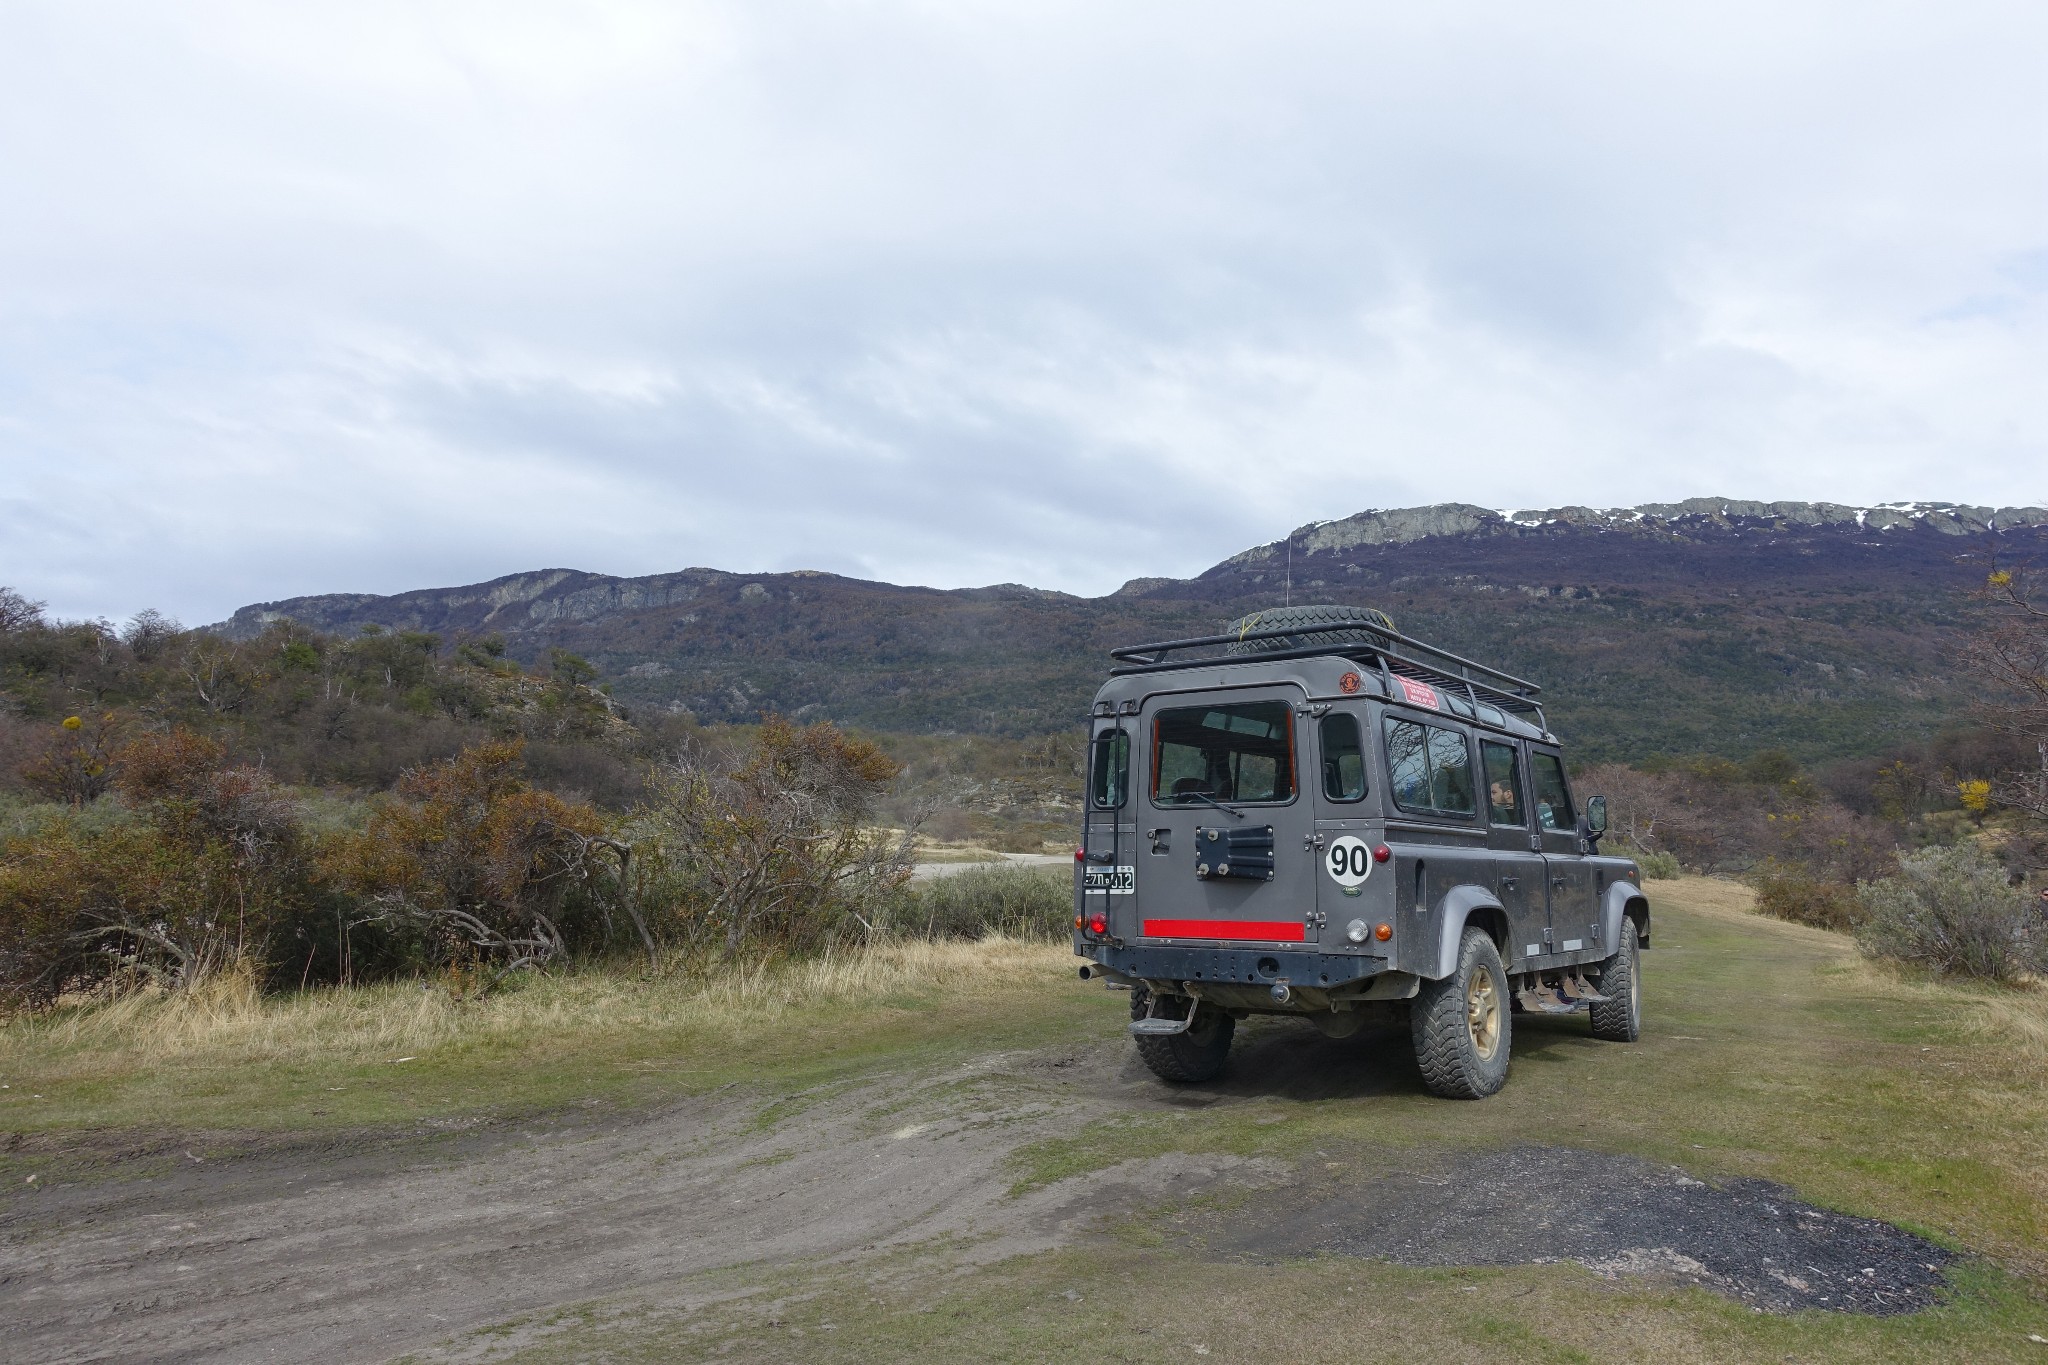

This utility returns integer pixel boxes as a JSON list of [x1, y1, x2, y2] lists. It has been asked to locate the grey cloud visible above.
[[0, 1, 2042, 623]]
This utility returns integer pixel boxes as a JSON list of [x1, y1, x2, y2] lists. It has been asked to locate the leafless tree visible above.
[[1975, 566, 2048, 824], [644, 717, 914, 959], [0, 587, 45, 634]]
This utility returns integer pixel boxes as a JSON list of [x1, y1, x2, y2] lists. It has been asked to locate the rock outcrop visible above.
[[1221, 499, 2048, 567]]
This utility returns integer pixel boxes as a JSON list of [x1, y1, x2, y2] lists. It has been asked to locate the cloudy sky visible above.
[[2, 1, 2043, 624]]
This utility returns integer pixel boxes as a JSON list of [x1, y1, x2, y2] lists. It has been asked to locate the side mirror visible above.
[[1586, 795, 1609, 837]]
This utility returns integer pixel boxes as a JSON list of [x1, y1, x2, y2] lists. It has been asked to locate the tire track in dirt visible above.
[[0, 1043, 1267, 1365]]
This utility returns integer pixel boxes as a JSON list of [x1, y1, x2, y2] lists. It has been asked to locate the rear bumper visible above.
[[1076, 940, 1387, 990]]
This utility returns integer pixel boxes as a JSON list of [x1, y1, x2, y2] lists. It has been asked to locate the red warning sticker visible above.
[[1395, 677, 1440, 709]]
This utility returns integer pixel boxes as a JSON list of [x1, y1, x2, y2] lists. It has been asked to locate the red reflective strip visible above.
[[1142, 918, 1306, 943]]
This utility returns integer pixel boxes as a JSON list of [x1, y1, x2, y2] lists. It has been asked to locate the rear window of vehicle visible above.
[[1384, 717, 1476, 818], [1153, 700, 1296, 805]]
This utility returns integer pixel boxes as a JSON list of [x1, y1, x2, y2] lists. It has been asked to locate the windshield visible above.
[[1152, 700, 1296, 805]]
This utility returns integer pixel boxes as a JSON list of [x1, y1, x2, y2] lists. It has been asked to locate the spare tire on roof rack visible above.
[[1222, 604, 1396, 656]]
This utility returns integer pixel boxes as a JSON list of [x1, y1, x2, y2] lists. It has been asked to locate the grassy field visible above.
[[0, 936, 1101, 1169], [8, 878, 2048, 1362]]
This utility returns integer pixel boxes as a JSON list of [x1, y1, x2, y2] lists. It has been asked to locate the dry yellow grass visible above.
[[1, 936, 1077, 1085]]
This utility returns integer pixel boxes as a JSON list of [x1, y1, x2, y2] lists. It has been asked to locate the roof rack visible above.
[[1108, 620, 1545, 720]]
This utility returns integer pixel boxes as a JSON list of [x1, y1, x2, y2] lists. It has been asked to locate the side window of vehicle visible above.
[[1530, 751, 1575, 832], [1319, 712, 1366, 802], [1090, 728, 1129, 809], [1384, 717, 1476, 818], [1481, 740, 1524, 826]]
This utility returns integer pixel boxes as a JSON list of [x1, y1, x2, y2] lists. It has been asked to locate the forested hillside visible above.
[[223, 499, 2048, 765]]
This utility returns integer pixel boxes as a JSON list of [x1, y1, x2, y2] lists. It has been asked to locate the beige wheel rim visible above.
[[1465, 969, 1501, 1060]]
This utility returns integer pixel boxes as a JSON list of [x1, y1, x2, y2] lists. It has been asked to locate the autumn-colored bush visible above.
[[0, 728, 324, 1006], [322, 740, 629, 976], [1753, 868, 1865, 932], [17, 712, 119, 805]]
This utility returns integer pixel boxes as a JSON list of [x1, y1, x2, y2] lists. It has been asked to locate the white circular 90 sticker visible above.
[[1325, 835, 1374, 888]]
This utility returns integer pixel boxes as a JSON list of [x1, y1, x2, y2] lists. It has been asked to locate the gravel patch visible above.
[[1221, 1145, 1956, 1314]]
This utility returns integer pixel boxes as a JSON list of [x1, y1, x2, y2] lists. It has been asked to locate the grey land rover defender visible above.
[[1072, 605, 1650, 1100]]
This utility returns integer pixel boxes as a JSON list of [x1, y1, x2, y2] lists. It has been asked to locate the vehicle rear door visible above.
[[1311, 704, 1378, 940], [1481, 739, 1548, 964], [1529, 748, 1597, 956], [1134, 687, 1313, 947]]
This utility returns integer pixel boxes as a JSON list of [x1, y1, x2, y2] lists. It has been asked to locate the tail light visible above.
[[1088, 913, 1108, 935]]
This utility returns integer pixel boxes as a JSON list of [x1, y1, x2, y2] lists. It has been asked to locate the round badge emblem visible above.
[[1325, 834, 1373, 889], [1338, 671, 1361, 694]]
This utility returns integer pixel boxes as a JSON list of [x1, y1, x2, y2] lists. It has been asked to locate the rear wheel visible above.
[[1411, 927, 1512, 1099], [1589, 919, 1642, 1042], [1131, 988, 1236, 1083]]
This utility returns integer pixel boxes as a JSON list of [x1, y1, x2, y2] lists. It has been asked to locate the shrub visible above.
[[1610, 844, 1680, 880], [0, 728, 325, 1005], [1754, 869, 1862, 932], [323, 740, 628, 977], [892, 864, 1071, 941], [1856, 845, 2045, 983], [643, 716, 911, 960]]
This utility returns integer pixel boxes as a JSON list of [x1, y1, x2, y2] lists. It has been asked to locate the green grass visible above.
[[411, 1240, 2048, 1365], [11, 878, 2048, 1361], [1009, 879, 2048, 1265]]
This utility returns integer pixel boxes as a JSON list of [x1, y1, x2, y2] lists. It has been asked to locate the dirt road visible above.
[[0, 1014, 1957, 1364], [1, 1043, 1195, 1363]]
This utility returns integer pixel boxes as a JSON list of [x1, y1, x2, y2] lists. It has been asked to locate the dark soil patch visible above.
[[1217, 1145, 1956, 1315]]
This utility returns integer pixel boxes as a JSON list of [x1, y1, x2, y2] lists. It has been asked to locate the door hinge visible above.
[[1542, 926, 1553, 946]]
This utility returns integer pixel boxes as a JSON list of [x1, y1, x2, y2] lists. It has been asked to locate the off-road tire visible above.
[[1410, 928, 1512, 1099], [1130, 987, 1236, 1083], [1589, 919, 1642, 1042], [1223, 603, 1396, 656]]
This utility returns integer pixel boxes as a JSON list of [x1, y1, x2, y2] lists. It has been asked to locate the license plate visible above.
[[1082, 865, 1135, 894]]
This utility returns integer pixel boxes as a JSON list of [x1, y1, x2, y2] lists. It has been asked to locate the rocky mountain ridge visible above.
[[218, 498, 2048, 762]]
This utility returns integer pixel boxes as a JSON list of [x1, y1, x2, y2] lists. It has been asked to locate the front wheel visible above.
[[1411, 927, 1512, 1099], [1131, 988, 1236, 1083], [1589, 919, 1642, 1042]]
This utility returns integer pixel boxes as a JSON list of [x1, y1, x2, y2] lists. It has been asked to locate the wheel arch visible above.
[[1431, 884, 1510, 980], [1601, 881, 1651, 952]]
